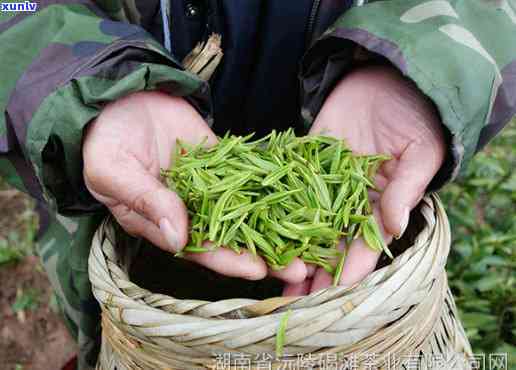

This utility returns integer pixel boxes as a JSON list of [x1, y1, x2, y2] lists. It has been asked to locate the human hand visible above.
[[284, 66, 446, 295], [83, 91, 306, 283]]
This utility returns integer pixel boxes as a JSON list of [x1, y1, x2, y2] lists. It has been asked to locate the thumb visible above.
[[85, 159, 189, 253], [380, 141, 442, 238]]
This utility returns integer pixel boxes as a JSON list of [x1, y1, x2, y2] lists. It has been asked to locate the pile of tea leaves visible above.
[[161, 129, 392, 282]]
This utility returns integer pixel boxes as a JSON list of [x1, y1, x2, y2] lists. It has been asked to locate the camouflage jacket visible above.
[[0, 1, 515, 369]]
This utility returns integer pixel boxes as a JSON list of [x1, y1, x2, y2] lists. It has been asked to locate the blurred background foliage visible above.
[[441, 120, 515, 365], [0, 120, 514, 365]]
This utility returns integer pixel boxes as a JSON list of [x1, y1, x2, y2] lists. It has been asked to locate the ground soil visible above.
[[0, 188, 76, 370], [0, 255, 77, 370]]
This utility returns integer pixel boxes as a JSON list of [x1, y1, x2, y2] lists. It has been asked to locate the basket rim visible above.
[[88, 194, 448, 311], [89, 194, 475, 370]]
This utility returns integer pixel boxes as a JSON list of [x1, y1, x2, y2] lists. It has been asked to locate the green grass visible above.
[[441, 120, 515, 362]]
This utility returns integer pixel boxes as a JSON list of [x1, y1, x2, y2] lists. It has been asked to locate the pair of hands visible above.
[[83, 66, 445, 295]]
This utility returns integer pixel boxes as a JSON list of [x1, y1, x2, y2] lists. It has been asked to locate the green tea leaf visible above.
[[276, 309, 292, 357]]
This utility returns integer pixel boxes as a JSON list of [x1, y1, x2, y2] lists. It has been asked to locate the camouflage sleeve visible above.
[[0, 1, 210, 215], [301, 0, 516, 186]]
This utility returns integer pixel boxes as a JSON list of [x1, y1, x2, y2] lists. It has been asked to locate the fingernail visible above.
[[395, 208, 410, 240], [159, 218, 180, 252]]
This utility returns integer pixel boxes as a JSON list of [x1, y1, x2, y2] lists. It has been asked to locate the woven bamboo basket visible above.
[[89, 194, 474, 369]]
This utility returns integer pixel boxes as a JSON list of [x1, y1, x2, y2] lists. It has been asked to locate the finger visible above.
[[310, 268, 333, 293], [380, 141, 442, 238], [86, 163, 189, 252], [108, 204, 176, 251], [184, 246, 268, 281], [282, 279, 312, 297], [337, 239, 380, 287], [337, 207, 393, 287], [306, 264, 317, 278], [111, 200, 267, 280], [268, 258, 307, 284]]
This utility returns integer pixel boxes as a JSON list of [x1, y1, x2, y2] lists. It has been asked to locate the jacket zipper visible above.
[[305, 0, 322, 48]]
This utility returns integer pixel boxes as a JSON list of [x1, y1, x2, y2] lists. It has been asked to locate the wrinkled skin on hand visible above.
[[83, 65, 445, 294], [284, 66, 446, 295], [83, 91, 307, 283]]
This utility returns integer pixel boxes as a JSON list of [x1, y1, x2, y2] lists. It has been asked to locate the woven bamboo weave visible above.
[[89, 195, 474, 369]]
